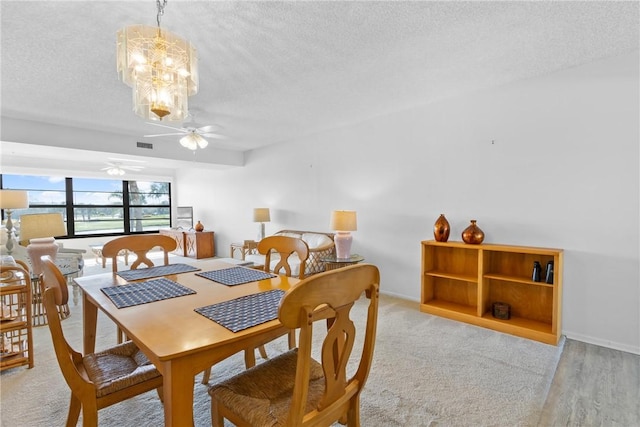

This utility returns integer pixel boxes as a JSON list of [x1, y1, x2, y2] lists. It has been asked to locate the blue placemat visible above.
[[196, 267, 276, 286], [116, 263, 200, 281], [101, 277, 196, 308], [195, 289, 285, 332]]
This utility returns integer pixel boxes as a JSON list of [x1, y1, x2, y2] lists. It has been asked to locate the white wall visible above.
[[176, 52, 640, 354]]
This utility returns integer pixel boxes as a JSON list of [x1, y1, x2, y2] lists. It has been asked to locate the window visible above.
[[1, 174, 171, 239]]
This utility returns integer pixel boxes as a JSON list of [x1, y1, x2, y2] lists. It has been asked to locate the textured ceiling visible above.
[[1, 1, 638, 171]]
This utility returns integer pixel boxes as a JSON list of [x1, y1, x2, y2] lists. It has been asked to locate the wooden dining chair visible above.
[[209, 263, 380, 427], [102, 234, 177, 342], [39, 256, 164, 427], [101, 234, 177, 273], [200, 236, 310, 384], [258, 235, 310, 280], [258, 235, 310, 349]]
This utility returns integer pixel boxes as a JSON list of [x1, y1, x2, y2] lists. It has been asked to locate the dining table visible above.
[[74, 259, 299, 427]]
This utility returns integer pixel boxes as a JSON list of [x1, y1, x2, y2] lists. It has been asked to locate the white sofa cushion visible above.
[[301, 233, 333, 250]]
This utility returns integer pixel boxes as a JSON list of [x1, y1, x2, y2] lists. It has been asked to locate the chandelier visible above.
[[116, 0, 198, 121]]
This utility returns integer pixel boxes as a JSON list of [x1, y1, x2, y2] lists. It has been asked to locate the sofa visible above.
[[245, 230, 335, 278]]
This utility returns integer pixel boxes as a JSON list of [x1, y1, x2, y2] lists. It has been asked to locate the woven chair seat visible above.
[[209, 349, 325, 426], [83, 341, 161, 398]]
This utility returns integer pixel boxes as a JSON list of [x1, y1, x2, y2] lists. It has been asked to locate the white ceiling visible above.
[[1, 1, 638, 173]]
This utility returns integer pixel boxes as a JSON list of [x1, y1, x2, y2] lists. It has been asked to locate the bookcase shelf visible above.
[[1, 270, 34, 371], [421, 240, 563, 345]]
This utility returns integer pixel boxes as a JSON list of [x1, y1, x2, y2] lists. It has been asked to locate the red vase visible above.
[[433, 214, 450, 242], [462, 220, 484, 244]]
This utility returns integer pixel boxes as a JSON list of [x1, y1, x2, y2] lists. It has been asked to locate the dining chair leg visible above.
[[244, 348, 256, 368], [80, 399, 99, 427], [201, 367, 212, 384], [257, 345, 268, 359], [66, 394, 81, 427], [288, 330, 296, 349], [347, 395, 361, 427], [211, 402, 224, 427]]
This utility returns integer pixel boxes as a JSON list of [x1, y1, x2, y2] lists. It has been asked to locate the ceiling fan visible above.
[[101, 161, 144, 176], [143, 122, 227, 150]]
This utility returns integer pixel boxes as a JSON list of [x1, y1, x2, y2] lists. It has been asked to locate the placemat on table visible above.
[[195, 289, 285, 332], [116, 263, 200, 281], [196, 266, 276, 286], [101, 277, 196, 309]]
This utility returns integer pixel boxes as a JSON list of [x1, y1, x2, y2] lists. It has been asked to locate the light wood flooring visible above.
[[537, 338, 640, 426]]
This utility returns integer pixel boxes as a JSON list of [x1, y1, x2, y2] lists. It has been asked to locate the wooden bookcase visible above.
[[1, 270, 34, 371], [421, 240, 563, 345]]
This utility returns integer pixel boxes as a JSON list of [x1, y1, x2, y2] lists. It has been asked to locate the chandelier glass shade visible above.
[[117, 24, 198, 121], [179, 132, 209, 150]]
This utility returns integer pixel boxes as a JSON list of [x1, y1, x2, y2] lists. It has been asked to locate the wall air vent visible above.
[[137, 141, 153, 149]]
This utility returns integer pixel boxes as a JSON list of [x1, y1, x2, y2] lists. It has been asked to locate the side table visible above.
[[230, 240, 258, 260], [320, 254, 365, 271], [89, 244, 129, 268]]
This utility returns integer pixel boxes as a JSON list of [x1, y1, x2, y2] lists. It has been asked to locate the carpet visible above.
[[0, 261, 563, 426]]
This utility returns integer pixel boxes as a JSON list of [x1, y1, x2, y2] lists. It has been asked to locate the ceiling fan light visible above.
[[179, 133, 208, 150], [106, 166, 125, 176], [179, 134, 198, 150]]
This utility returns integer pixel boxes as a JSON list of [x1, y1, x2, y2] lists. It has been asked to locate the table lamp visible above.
[[253, 208, 270, 241], [0, 190, 29, 255], [330, 210, 357, 260], [19, 213, 67, 275]]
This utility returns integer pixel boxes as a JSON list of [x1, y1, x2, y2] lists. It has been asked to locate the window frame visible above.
[[0, 175, 172, 240]]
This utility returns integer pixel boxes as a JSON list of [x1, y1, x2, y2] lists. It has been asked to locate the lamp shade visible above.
[[253, 208, 271, 223], [0, 190, 29, 209], [19, 213, 67, 244], [330, 210, 357, 231]]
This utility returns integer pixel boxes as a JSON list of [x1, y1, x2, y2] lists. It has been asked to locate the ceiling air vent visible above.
[[136, 141, 153, 149]]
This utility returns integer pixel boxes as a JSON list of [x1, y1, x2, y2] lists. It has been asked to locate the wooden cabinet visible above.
[[1, 268, 34, 371], [421, 240, 563, 345], [160, 230, 215, 259]]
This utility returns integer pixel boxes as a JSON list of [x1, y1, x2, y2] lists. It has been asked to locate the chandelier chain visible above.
[[156, 0, 167, 27]]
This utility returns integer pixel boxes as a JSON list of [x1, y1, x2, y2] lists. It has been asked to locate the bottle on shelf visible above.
[[532, 261, 542, 282]]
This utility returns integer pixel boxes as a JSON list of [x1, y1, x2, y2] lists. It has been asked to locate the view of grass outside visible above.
[[2, 174, 171, 238]]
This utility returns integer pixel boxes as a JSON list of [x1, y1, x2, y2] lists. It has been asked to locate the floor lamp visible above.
[[19, 213, 67, 275], [253, 208, 271, 241], [0, 190, 29, 256]]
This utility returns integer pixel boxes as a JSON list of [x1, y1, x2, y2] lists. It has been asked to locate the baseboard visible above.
[[381, 290, 640, 356], [379, 289, 418, 301], [560, 330, 640, 355]]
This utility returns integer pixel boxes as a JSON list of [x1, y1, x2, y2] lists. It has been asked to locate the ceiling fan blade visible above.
[[146, 122, 185, 131], [197, 125, 219, 133], [108, 157, 147, 164], [201, 133, 227, 139], [143, 133, 186, 137]]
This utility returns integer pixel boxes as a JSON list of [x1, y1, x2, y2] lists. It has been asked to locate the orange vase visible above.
[[433, 214, 450, 242], [461, 220, 484, 244], [194, 221, 204, 232]]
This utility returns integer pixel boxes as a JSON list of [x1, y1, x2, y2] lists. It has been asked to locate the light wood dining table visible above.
[[74, 259, 299, 427]]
